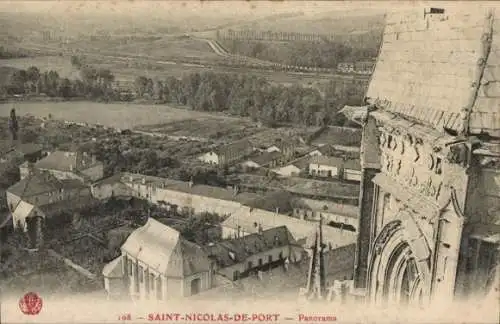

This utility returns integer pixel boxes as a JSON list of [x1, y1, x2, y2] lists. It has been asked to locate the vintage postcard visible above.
[[0, 0, 498, 323]]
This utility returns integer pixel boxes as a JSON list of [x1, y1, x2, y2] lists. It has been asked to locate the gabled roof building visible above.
[[103, 218, 214, 300], [343, 7, 500, 309]]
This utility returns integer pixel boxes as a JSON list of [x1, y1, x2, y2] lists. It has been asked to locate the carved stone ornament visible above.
[[400, 138, 405, 155], [396, 160, 402, 175], [388, 136, 398, 151], [409, 173, 419, 186], [385, 154, 393, 172], [446, 144, 469, 166], [413, 144, 421, 162], [374, 220, 402, 254], [427, 154, 435, 171], [405, 134, 414, 145], [380, 133, 387, 146]]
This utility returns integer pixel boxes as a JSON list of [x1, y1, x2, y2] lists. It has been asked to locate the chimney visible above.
[[258, 223, 263, 234], [141, 177, 146, 185], [233, 185, 239, 196], [189, 177, 194, 188], [70, 164, 73, 171]]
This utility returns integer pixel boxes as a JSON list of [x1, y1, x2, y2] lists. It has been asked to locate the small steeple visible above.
[[303, 216, 327, 301]]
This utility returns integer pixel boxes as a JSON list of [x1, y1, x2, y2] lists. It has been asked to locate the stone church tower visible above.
[[343, 7, 500, 308]]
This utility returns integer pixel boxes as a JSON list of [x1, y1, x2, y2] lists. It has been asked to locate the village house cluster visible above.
[[1, 129, 360, 300]]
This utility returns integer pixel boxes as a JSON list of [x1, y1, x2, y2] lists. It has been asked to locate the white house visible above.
[[342, 158, 361, 182], [309, 156, 343, 178], [266, 145, 281, 153], [91, 172, 261, 217], [203, 226, 304, 281], [292, 198, 359, 232], [272, 164, 302, 177], [198, 140, 253, 167], [221, 207, 357, 250], [103, 218, 214, 300]]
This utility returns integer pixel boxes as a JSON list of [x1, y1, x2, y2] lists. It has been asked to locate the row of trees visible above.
[[134, 71, 366, 127], [2, 62, 117, 100], [2, 63, 365, 127], [0, 46, 29, 59], [219, 38, 380, 69]]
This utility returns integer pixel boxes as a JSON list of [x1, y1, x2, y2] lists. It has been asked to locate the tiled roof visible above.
[[35, 151, 77, 172], [12, 200, 34, 223], [310, 156, 344, 168], [0, 141, 42, 156], [244, 190, 295, 214], [290, 156, 312, 169], [222, 210, 357, 249], [121, 218, 211, 277], [38, 194, 98, 215], [367, 7, 500, 137], [310, 126, 362, 147], [203, 226, 296, 268], [35, 151, 99, 172], [215, 140, 252, 156], [191, 244, 355, 300], [343, 158, 361, 171], [102, 257, 123, 278], [245, 151, 281, 166], [7, 171, 86, 198], [120, 172, 261, 204], [297, 198, 359, 219]]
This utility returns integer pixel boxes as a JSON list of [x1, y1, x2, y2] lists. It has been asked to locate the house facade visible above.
[[292, 198, 359, 232], [221, 208, 357, 251], [198, 140, 253, 167], [7, 171, 93, 230], [344, 8, 500, 308], [103, 218, 214, 300], [204, 226, 304, 281], [91, 173, 260, 217], [309, 156, 343, 178], [272, 164, 302, 177], [343, 159, 362, 182], [20, 150, 104, 183], [241, 151, 281, 170]]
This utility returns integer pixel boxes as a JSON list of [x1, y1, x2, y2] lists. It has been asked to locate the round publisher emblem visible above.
[[19, 292, 43, 315]]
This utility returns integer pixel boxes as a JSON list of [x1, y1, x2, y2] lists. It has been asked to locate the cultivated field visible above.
[[137, 117, 258, 142], [0, 101, 250, 130], [215, 12, 385, 36]]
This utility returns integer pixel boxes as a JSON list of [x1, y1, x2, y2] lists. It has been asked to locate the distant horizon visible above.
[[1, 1, 484, 17]]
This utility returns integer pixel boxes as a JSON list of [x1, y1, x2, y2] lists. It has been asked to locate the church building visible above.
[[342, 7, 500, 307]]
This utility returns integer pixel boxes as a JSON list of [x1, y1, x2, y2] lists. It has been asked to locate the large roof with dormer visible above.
[[366, 6, 500, 137]]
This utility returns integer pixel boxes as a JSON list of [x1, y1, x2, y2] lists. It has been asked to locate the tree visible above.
[[70, 56, 82, 69], [134, 76, 148, 98], [8, 108, 19, 141], [57, 78, 72, 98]]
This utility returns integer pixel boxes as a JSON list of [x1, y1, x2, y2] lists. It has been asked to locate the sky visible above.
[[0, 1, 447, 17], [0, 1, 495, 32]]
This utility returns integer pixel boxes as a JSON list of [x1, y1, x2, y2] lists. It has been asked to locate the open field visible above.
[[0, 101, 249, 130], [215, 13, 385, 36], [137, 117, 259, 142], [0, 53, 366, 88], [68, 36, 222, 61], [0, 56, 80, 79]]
